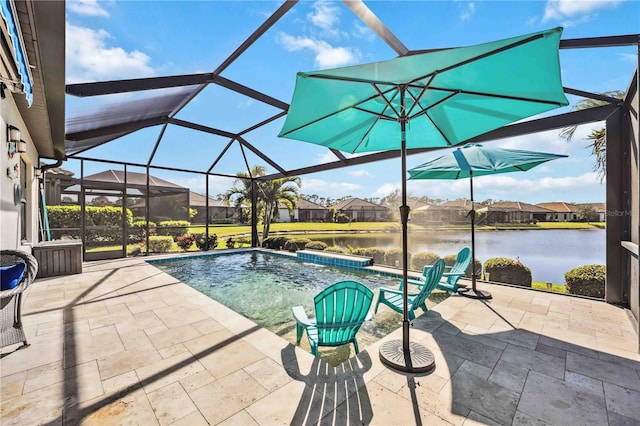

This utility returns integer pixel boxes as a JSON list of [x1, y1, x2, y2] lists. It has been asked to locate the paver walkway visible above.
[[1, 253, 639, 425]]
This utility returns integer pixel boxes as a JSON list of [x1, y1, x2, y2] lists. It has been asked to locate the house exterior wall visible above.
[[1, 94, 39, 251]]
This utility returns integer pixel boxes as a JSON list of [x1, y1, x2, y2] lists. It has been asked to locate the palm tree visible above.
[[223, 165, 267, 224], [560, 90, 624, 182], [224, 165, 301, 240], [259, 175, 301, 239]]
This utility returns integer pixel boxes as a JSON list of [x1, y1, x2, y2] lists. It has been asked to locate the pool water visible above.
[[153, 251, 447, 363]]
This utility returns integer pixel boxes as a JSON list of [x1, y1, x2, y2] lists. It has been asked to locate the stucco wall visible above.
[[1, 94, 39, 251]]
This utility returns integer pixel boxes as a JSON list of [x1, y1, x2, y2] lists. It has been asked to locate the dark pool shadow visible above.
[[281, 343, 373, 425]]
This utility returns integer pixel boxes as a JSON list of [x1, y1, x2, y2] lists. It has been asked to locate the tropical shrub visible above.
[[226, 237, 236, 249], [411, 251, 441, 271], [384, 248, 412, 268], [129, 220, 156, 243], [484, 257, 532, 287], [305, 241, 328, 251], [262, 236, 289, 250], [192, 233, 218, 250], [564, 264, 605, 298], [176, 234, 195, 251], [156, 220, 190, 239], [325, 246, 347, 254], [284, 238, 311, 252], [335, 213, 350, 223], [350, 247, 385, 264], [148, 236, 173, 253]]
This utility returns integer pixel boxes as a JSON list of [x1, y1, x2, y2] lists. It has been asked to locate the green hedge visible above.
[[350, 247, 385, 264], [156, 220, 190, 240], [148, 236, 173, 253], [384, 248, 412, 268], [565, 264, 605, 298], [284, 238, 311, 252], [484, 257, 531, 287], [47, 205, 133, 243], [192, 233, 218, 250], [129, 220, 156, 243], [262, 236, 289, 249], [325, 246, 347, 254], [305, 241, 328, 251], [411, 251, 440, 271]]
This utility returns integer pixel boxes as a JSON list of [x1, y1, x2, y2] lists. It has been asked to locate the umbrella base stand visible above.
[[458, 287, 492, 300], [379, 340, 435, 373]]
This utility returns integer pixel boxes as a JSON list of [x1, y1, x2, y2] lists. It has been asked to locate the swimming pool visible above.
[[152, 250, 446, 361]]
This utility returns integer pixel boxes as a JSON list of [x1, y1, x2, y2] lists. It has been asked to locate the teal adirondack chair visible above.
[[432, 247, 472, 292], [292, 281, 374, 356], [374, 259, 445, 321]]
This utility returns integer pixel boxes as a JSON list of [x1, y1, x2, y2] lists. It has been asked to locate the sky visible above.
[[63, 0, 639, 205]]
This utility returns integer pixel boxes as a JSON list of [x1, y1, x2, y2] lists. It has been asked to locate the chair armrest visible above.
[[407, 278, 425, 286], [443, 272, 465, 278], [292, 306, 314, 327], [380, 286, 420, 297]]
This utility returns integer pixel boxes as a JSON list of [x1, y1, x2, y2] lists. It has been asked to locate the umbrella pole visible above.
[[458, 172, 492, 300], [379, 93, 435, 373]]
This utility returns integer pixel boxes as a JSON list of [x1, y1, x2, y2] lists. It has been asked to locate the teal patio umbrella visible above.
[[409, 143, 568, 299], [278, 27, 568, 372]]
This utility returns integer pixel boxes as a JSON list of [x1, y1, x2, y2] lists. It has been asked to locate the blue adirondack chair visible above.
[[374, 259, 445, 321], [292, 280, 374, 356], [408, 247, 472, 293]]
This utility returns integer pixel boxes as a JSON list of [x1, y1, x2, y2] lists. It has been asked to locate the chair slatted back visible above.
[[447, 247, 472, 285], [411, 259, 445, 310], [314, 281, 373, 346]]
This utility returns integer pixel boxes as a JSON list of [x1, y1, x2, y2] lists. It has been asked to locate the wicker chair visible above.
[[1, 249, 38, 350]]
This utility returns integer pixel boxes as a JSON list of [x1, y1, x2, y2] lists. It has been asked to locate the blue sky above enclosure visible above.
[[64, 0, 639, 204]]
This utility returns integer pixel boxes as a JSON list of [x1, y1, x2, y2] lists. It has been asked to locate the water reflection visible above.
[[314, 229, 605, 284]]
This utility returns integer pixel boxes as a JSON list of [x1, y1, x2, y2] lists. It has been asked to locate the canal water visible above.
[[313, 229, 605, 285]]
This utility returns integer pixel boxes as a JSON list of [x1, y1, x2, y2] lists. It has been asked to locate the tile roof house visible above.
[[575, 202, 607, 222], [189, 192, 242, 224], [277, 197, 329, 222], [477, 201, 555, 224], [330, 197, 390, 222], [411, 199, 475, 225], [536, 202, 579, 221]]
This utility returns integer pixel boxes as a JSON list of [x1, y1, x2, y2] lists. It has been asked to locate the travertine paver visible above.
[[1, 253, 639, 426]]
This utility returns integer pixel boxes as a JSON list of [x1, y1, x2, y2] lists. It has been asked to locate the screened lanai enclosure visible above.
[[55, 1, 639, 344]]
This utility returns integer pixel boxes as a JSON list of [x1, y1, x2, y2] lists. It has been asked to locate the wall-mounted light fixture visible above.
[[7, 125, 20, 144], [34, 168, 43, 178], [16, 139, 27, 153]]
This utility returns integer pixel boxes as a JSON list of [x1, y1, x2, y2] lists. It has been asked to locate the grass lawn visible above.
[[531, 281, 567, 293]]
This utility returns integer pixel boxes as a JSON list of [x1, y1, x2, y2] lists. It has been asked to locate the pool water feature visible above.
[[152, 250, 447, 363]]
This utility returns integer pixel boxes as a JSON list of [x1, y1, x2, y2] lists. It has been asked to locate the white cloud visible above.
[[373, 183, 400, 198], [317, 151, 341, 164], [66, 23, 155, 83], [67, 0, 110, 17], [349, 169, 372, 177], [301, 178, 362, 197], [619, 52, 638, 62], [543, 0, 624, 22], [352, 21, 375, 41], [277, 33, 361, 68], [460, 3, 475, 21], [307, 1, 341, 33]]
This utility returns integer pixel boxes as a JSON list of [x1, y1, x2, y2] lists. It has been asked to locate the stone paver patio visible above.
[[1, 252, 639, 425]]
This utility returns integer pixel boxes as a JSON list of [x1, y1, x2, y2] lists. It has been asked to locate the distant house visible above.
[[536, 202, 578, 221], [330, 198, 390, 222], [575, 202, 607, 222], [277, 197, 329, 223], [189, 192, 240, 224], [477, 201, 555, 224], [411, 200, 473, 225]]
